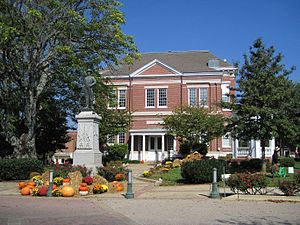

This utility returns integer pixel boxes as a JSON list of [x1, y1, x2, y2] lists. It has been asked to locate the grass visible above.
[[148, 167, 184, 186]]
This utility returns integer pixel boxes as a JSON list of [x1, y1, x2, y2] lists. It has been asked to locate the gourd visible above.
[[79, 186, 89, 192], [61, 186, 75, 197], [19, 181, 27, 189], [63, 178, 70, 183], [38, 186, 48, 196], [116, 184, 123, 192], [21, 187, 31, 196]]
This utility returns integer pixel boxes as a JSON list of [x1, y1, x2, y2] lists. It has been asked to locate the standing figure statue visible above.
[[83, 69, 96, 110]]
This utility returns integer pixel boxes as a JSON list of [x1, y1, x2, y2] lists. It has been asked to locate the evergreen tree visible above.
[[225, 38, 295, 170]]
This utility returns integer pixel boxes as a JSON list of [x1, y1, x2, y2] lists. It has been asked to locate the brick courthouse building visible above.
[[102, 50, 237, 162]]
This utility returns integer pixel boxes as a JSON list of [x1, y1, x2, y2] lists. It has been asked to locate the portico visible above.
[[129, 129, 176, 162]]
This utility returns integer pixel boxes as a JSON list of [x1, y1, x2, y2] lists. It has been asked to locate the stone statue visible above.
[[83, 69, 96, 110]]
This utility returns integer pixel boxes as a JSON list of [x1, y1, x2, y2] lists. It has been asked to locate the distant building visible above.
[[103, 50, 237, 161], [53, 131, 77, 164]]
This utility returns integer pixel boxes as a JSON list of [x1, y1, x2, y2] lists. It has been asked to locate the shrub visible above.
[[0, 158, 43, 180], [278, 180, 299, 196], [181, 159, 226, 184], [106, 144, 128, 161], [179, 141, 192, 158], [97, 161, 126, 182], [294, 173, 300, 184], [227, 172, 268, 195], [279, 157, 295, 167], [191, 142, 208, 156], [228, 159, 263, 174]]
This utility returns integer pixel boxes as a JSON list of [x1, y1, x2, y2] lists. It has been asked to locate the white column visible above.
[[173, 137, 177, 155], [161, 134, 165, 160], [142, 135, 146, 161], [130, 135, 134, 160]]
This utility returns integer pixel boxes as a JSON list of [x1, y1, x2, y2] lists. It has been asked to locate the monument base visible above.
[[73, 150, 103, 175], [73, 111, 103, 176]]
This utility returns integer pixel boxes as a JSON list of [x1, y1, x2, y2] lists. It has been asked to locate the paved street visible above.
[[1, 163, 300, 225]]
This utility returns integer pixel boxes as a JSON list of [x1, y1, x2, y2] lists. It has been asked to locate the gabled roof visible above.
[[102, 50, 234, 76]]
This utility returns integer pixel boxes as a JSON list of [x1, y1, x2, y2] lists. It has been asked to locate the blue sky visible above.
[[120, 0, 300, 81]]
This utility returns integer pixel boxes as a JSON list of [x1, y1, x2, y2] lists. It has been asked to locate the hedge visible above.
[[0, 158, 44, 180], [279, 157, 295, 167], [181, 159, 226, 184]]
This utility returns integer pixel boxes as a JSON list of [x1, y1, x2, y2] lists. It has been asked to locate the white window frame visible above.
[[118, 132, 125, 144], [199, 87, 208, 107], [222, 133, 231, 148], [107, 134, 115, 145], [118, 89, 126, 109], [222, 84, 230, 103], [188, 88, 197, 106], [108, 89, 117, 109], [157, 88, 167, 108], [145, 88, 155, 108]]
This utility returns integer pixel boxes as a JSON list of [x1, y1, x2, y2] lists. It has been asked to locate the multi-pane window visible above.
[[158, 88, 167, 107], [146, 89, 155, 107], [188, 88, 197, 106], [199, 88, 208, 107], [222, 84, 230, 102], [222, 133, 231, 147], [167, 136, 174, 151], [108, 89, 117, 108], [118, 89, 126, 108], [118, 132, 125, 144], [107, 134, 115, 144]]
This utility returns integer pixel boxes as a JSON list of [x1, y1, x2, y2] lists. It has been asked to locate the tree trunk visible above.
[[261, 139, 266, 173], [20, 91, 38, 159]]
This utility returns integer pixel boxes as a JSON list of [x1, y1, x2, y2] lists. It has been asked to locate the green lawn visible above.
[[148, 167, 184, 186]]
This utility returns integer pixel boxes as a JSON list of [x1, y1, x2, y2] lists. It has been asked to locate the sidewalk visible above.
[[1, 163, 300, 202]]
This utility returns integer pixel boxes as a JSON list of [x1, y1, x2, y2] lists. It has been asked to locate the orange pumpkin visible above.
[[116, 184, 123, 192], [80, 183, 88, 187], [52, 184, 57, 190], [21, 187, 31, 195], [63, 178, 70, 183], [61, 186, 75, 197], [19, 181, 27, 189], [27, 184, 35, 189], [112, 181, 119, 185], [79, 186, 89, 191], [27, 181, 35, 187]]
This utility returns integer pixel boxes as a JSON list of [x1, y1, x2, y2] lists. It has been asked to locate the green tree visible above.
[[225, 38, 295, 170], [275, 81, 300, 152], [0, 0, 138, 158], [164, 106, 225, 150]]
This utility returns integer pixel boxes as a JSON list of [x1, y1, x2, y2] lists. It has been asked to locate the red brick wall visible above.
[[140, 64, 174, 75]]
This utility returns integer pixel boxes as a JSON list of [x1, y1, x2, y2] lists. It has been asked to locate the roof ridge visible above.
[[141, 50, 210, 54]]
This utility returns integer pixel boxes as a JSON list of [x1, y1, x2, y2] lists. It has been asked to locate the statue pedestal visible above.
[[73, 111, 103, 175]]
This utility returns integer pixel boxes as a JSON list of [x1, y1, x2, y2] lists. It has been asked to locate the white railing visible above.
[[236, 147, 273, 157], [236, 147, 251, 157]]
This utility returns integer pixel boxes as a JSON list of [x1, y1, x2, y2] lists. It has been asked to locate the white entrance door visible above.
[[148, 136, 162, 161]]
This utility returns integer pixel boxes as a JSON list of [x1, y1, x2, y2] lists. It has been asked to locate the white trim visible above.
[[132, 80, 180, 85], [183, 79, 222, 84], [146, 120, 164, 125], [130, 59, 182, 77], [132, 111, 173, 116], [186, 84, 209, 88], [145, 85, 168, 89]]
